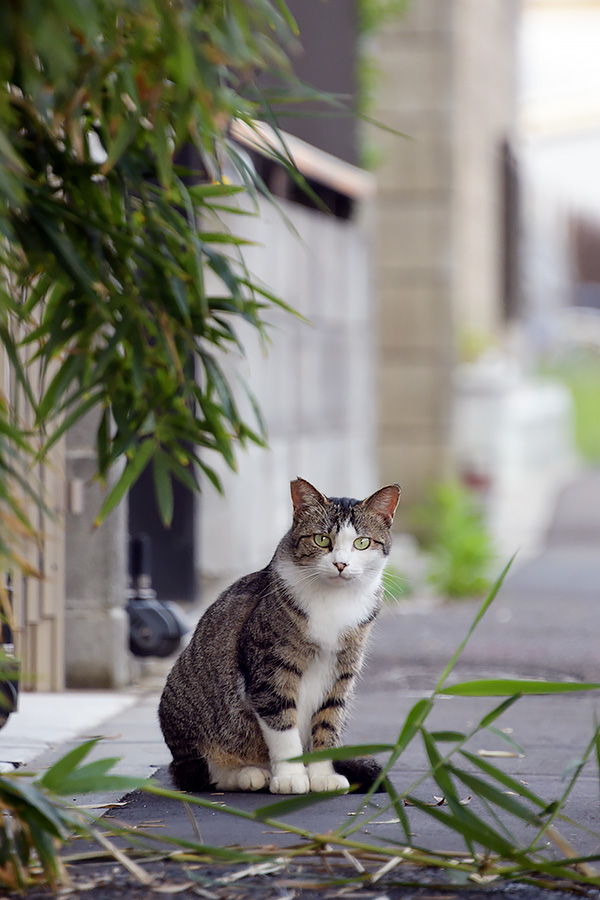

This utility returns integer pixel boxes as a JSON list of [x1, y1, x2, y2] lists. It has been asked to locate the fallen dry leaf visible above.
[[152, 881, 195, 894], [469, 873, 500, 885], [478, 750, 522, 758]]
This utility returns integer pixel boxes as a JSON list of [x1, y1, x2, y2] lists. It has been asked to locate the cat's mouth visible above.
[[328, 568, 354, 582]]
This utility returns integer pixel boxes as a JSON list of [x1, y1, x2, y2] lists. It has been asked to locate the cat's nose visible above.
[[334, 562, 348, 573]]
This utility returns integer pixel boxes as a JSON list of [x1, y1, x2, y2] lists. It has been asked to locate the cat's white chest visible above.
[[296, 649, 335, 747], [276, 560, 382, 650], [303, 585, 376, 648]]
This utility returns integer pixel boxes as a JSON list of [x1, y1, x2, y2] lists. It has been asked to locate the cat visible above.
[[159, 477, 400, 795]]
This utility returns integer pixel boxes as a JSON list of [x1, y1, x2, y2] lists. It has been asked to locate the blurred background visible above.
[[17, 0, 600, 691]]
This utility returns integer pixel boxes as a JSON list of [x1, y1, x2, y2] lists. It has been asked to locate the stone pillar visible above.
[[373, 0, 518, 515], [64, 411, 131, 688]]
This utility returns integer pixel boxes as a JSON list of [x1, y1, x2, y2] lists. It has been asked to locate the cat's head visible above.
[[285, 477, 401, 586]]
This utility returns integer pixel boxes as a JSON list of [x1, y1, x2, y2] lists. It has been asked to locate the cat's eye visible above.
[[353, 537, 371, 551], [313, 533, 332, 549]]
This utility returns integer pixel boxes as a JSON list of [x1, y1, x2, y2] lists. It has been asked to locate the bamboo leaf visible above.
[[36, 354, 85, 424], [595, 716, 600, 804], [421, 728, 459, 802], [0, 779, 67, 838], [200, 351, 239, 425], [485, 724, 525, 756], [238, 377, 268, 442], [253, 789, 350, 821], [441, 679, 600, 697], [429, 731, 466, 742], [448, 764, 543, 826], [343, 697, 433, 821], [52, 772, 144, 796], [395, 697, 433, 754], [459, 750, 548, 808], [94, 439, 155, 526], [196, 459, 222, 494], [434, 554, 517, 693], [197, 231, 255, 246], [0, 324, 37, 411], [291, 744, 394, 764], [28, 210, 95, 295], [186, 183, 246, 200], [406, 794, 523, 860], [38, 739, 99, 792], [153, 451, 174, 528], [28, 818, 64, 886], [38, 392, 102, 460], [382, 775, 413, 844], [100, 115, 140, 175], [479, 694, 521, 728]]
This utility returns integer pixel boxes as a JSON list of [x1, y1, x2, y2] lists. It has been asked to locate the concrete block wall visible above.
[[373, 0, 518, 512], [198, 195, 378, 587], [64, 411, 131, 688]]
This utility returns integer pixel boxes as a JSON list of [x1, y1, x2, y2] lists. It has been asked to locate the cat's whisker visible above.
[[383, 588, 408, 604], [256, 569, 321, 604]]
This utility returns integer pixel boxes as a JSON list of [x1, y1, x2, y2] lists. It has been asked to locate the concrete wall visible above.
[[373, 0, 518, 512], [198, 195, 378, 588], [64, 412, 131, 689]]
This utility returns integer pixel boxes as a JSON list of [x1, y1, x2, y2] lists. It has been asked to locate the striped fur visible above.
[[159, 478, 400, 794]]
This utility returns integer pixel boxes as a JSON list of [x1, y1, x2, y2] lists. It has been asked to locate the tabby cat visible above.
[[159, 477, 400, 794]]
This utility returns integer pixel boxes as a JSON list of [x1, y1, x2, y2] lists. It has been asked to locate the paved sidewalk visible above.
[[0, 691, 139, 770], [9, 469, 600, 855]]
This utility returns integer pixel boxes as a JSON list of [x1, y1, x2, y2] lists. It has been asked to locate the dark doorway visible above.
[[128, 469, 196, 604]]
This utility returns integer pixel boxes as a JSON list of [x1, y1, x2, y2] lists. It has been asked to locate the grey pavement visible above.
[[10, 469, 600, 859]]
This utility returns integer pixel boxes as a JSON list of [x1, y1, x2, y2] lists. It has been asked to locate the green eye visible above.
[[353, 537, 371, 551], [313, 533, 331, 548]]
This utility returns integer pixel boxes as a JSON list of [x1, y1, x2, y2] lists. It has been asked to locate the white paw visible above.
[[309, 772, 350, 793], [213, 771, 241, 791], [270, 766, 310, 794], [237, 766, 270, 791]]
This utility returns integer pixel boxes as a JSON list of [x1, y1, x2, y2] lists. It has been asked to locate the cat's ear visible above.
[[290, 478, 328, 515], [363, 484, 401, 526]]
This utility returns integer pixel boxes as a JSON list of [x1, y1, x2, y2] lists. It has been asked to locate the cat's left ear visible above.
[[363, 484, 401, 526]]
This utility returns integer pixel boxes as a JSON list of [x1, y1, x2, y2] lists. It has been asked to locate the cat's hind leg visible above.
[[208, 761, 270, 792], [170, 756, 211, 792]]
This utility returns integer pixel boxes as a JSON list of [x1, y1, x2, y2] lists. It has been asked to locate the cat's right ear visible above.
[[290, 478, 328, 515]]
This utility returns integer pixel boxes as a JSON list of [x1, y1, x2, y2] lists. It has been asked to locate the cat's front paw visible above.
[[307, 760, 349, 793], [237, 766, 270, 791], [309, 772, 350, 793], [270, 764, 310, 794]]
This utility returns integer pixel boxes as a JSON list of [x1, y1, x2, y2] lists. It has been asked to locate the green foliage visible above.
[[356, 0, 410, 168], [0, 738, 145, 891], [357, 0, 411, 36], [539, 349, 600, 463], [159, 560, 600, 890], [411, 481, 495, 599], [0, 0, 309, 554], [11, 560, 600, 892], [75, 560, 600, 892]]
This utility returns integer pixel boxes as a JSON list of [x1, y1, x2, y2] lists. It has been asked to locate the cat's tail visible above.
[[333, 757, 386, 793], [169, 756, 211, 792]]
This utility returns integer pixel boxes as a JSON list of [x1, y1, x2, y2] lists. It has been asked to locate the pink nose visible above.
[[334, 562, 347, 573]]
